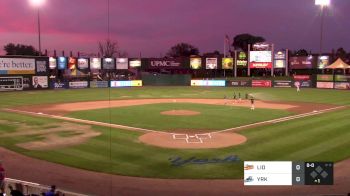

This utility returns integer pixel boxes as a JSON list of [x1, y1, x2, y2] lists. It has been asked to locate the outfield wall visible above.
[[1, 56, 349, 91]]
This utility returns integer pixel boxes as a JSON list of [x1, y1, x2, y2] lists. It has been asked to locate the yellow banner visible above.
[[8, 70, 35, 74]]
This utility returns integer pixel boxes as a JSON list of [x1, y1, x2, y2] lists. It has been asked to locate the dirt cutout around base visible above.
[[139, 132, 247, 149], [161, 110, 201, 116]]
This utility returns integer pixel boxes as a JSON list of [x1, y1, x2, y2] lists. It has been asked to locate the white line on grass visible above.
[[3, 109, 163, 133], [211, 106, 346, 134], [3, 105, 346, 136]]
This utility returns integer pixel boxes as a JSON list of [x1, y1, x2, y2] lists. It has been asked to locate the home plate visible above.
[[313, 110, 318, 113], [37, 112, 43, 115]]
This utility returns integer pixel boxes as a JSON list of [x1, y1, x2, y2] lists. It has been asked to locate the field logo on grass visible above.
[[169, 155, 240, 167]]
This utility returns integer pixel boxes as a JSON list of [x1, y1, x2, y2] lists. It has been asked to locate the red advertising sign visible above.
[[68, 57, 77, 70], [250, 62, 273, 68], [293, 75, 311, 81], [252, 80, 272, 87]]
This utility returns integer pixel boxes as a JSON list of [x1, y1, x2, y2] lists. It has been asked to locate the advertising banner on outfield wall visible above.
[[293, 80, 312, 88], [69, 81, 89, 89], [191, 80, 226, 87], [57, 57, 67, 70], [249, 51, 272, 68], [222, 58, 234, 69], [0, 58, 36, 74], [110, 80, 142, 87], [23, 76, 31, 90], [335, 75, 350, 82], [317, 82, 334, 89], [89, 81, 109, 88], [289, 56, 314, 69], [35, 57, 49, 76], [129, 59, 141, 68], [293, 75, 311, 81], [50, 81, 68, 89], [103, 58, 116, 69], [77, 58, 89, 69], [334, 82, 350, 90], [68, 57, 77, 70], [273, 80, 292, 88], [49, 57, 57, 69], [116, 58, 128, 69], [317, 56, 330, 69], [236, 52, 248, 67], [0, 76, 23, 91], [190, 58, 202, 69], [32, 76, 48, 89], [274, 51, 286, 68], [317, 75, 333, 81], [251, 80, 272, 87], [145, 58, 184, 69], [90, 58, 101, 70], [227, 80, 251, 87], [206, 58, 218, 69]]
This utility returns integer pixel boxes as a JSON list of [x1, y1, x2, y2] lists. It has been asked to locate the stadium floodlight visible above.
[[315, 0, 330, 56], [315, 0, 330, 6], [28, 0, 46, 55], [29, 0, 45, 7]]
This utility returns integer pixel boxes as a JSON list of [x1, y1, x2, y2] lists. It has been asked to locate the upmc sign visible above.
[[150, 60, 180, 67], [147, 58, 183, 69]]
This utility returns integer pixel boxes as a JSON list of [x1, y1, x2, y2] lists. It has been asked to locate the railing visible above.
[[4, 178, 88, 196]]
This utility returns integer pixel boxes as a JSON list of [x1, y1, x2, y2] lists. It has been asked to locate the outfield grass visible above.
[[0, 87, 349, 179], [67, 103, 292, 131], [0, 87, 349, 108]]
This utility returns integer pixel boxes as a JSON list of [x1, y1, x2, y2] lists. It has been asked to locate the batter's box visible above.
[[196, 133, 212, 140], [172, 134, 188, 140], [187, 135, 203, 143]]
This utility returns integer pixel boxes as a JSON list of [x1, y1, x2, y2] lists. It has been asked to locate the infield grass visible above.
[[67, 103, 292, 131]]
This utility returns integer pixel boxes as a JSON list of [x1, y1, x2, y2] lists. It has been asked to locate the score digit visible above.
[[306, 163, 314, 168]]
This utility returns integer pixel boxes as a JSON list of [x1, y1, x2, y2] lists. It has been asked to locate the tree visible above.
[[335, 47, 347, 60], [3, 43, 40, 56], [99, 39, 119, 58], [294, 49, 309, 56], [203, 50, 221, 57], [166, 42, 199, 58], [232, 34, 265, 51]]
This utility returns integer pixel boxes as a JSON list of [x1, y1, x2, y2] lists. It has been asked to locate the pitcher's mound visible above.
[[161, 110, 200, 116], [139, 132, 247, 149]]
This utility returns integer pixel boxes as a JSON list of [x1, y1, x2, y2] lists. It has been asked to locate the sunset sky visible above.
[[1, 0, 349, 57]]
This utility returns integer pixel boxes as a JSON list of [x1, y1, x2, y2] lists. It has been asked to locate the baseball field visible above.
[[0, 87, 349, 184]]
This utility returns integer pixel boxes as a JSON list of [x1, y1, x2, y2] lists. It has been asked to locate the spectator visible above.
[[44, 185, 56, 196], [8, 185, 24, 196], [0, 161, 5, 196]]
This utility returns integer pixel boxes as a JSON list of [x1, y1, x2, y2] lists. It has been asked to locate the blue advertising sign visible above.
[[57, 57, 67, 70]]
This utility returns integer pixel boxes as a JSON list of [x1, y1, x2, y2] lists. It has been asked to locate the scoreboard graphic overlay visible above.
[[244, 161, 333, 186]]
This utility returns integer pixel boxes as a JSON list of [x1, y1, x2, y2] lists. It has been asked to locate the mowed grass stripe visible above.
[[235, 109, 350, 161]]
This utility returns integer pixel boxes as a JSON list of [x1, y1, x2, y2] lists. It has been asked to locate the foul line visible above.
[[3, 105, 347, 136], [211, 106, 346, 134], [3, 108, 163, 134]]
